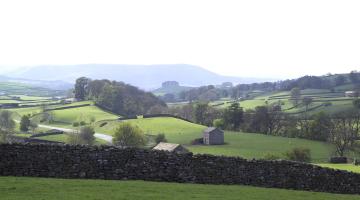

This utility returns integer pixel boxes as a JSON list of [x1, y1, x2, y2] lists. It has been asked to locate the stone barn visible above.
[[152, 142, 189, 154], [203, 127, 224, 145]]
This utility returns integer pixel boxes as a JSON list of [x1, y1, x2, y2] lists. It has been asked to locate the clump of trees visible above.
[[74, 77, 166, 116], [285, 147, 312, 163], [113, 122, 147, 147], [0, 110, 15, 142]]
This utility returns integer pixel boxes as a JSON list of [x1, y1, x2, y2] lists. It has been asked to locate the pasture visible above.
[[96, 117, 338, 163], [0, 177, 359, 200]]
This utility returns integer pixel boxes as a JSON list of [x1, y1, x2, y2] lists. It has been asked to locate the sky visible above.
[[0, 0, 359, 79]]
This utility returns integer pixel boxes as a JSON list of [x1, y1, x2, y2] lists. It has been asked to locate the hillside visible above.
[[0, 82, 66, 96], [8, 64, 271, 89]]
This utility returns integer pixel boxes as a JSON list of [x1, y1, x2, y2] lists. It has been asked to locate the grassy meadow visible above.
[[0, 177, 359, 200]]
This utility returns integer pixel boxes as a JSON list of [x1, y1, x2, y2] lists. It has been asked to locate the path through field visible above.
[[37, 124, 114, 143]]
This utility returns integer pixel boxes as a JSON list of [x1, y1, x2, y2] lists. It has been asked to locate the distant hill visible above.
[[0, 75, 72, 90], [0, 82, 66, 96], [8, 64, 272, 90]]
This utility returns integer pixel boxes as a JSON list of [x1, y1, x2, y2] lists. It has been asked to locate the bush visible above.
[[113, 122, 146, 147], [155, 133, 167, 144], [191, 138, 204, 145], [263, 153, 281, 160], [20, 115, 31, 132], [213, 119, 225, 129], [72, 122, 80, 127], [354, 158, 360, 166], [329, 157, 348, 164], [285, 147, 311, 163], [66, 126, 95, 145], [79, 121, 86, 126]]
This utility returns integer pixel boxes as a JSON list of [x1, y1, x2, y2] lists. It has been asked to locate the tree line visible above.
[[74, 77, 166, 116]]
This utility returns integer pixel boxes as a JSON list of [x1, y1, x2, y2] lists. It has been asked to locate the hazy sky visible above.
[[0, 0, 359, 78]]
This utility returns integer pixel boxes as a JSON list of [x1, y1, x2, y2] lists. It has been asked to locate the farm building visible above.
[[152, 142, 189, 154], [203, 127, 224, 145], [345, 91, 358, 97]]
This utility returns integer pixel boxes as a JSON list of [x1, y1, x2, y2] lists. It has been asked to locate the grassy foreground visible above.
[[0, 177, 359, 200], [318, 164, 360, 173]]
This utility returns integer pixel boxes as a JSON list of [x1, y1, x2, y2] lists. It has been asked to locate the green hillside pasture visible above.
[[318, 164, 360, 174], [50, 105, 119, 125], [1, 177, 359, 200], [188, 131, 335, 163], [0, 82, 62, 96], [96, 117, 335, 163], [96, 117, 205, 144]]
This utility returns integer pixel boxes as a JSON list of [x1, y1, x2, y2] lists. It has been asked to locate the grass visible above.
[[0, 177, 359, 200], [49, 105, 119, 124], [96, 117, 336, 163], [96, 117, 205, 144], [318, 164, 360, 173], [188, 131, 335, 163]]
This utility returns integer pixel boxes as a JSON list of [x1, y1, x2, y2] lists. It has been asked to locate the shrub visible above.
[[79, 121, 86, 126], [285, 147, 311, 163], [263, 153, 281, 160], [66, 126, 95, 145], [72, 122, 80, 127], [213, 119, 225, 129], [191, 138, 204, 145], [113, 122, 146, 147], [354, 158, 360, 166], [329, 157, 348, 164], [99, 122, 108, 127], [155, 133, 167, 144], [20, 115, 31, 132]]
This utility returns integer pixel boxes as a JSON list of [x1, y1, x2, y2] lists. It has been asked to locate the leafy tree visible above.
[[349, 71, 360, 84], [329, 111, 360, 156], [194, 102, 210, 125], [74, 77, 91, 100], [290, 87, 301, 105], [155, 133, 167, 144], [113, 122, 146, 147], [213, 118, 225, 129], [223, 102, 243, 130], [67, 126, 95, 145], [335, 75, 346, 86], [285, 147, 311, 163], [309, 112, 332, 141], [0, 110, 15, 142], [20, 115, 31, 132]]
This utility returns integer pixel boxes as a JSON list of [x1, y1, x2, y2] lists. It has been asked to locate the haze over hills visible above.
[[0, 75, 72, 90], [7, 64, 274, 90]]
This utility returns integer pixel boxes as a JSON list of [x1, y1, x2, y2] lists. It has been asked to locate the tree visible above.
[[74, 77, 91, 100], [113, 122, 146, 147], [194, 102, 210, 125], [335, 75, 346, 86], [67, 126, 96, 145], [155, 133, 167, 144], [285, 147, 311, 163], [0, 110, 15, 142], [20, 115, 31, 132], [309, 112, 332, 141], [290, 87, 301, 106], [223, 102, 243, 130], [349, 71, 360, 84], [213, 118, 225, 129], [329, 111, 360, 156]]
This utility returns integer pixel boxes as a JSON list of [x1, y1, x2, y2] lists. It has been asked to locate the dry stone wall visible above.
[[1, 143, 360, 194]]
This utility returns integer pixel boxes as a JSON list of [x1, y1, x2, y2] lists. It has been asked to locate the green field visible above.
[[34, 134, 108, 145], [96, 117, 338, 163], [318, 164, 360, 173], [0, 82, 63, 96], [0, 177, 358, 200]]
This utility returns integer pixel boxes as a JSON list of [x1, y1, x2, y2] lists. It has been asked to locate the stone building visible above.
[[203, 127, 224, 145], [153, 142, 189, 153]]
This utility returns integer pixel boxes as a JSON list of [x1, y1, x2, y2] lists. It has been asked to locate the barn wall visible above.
[[1, 143, 360, 194]]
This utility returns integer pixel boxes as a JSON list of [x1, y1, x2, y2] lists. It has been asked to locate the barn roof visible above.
[[204, 127, 222, 134], [153, 142, 181, 152]]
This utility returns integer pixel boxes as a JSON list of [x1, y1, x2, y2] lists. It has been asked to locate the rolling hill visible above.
[[8, 64, 272, 89]]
